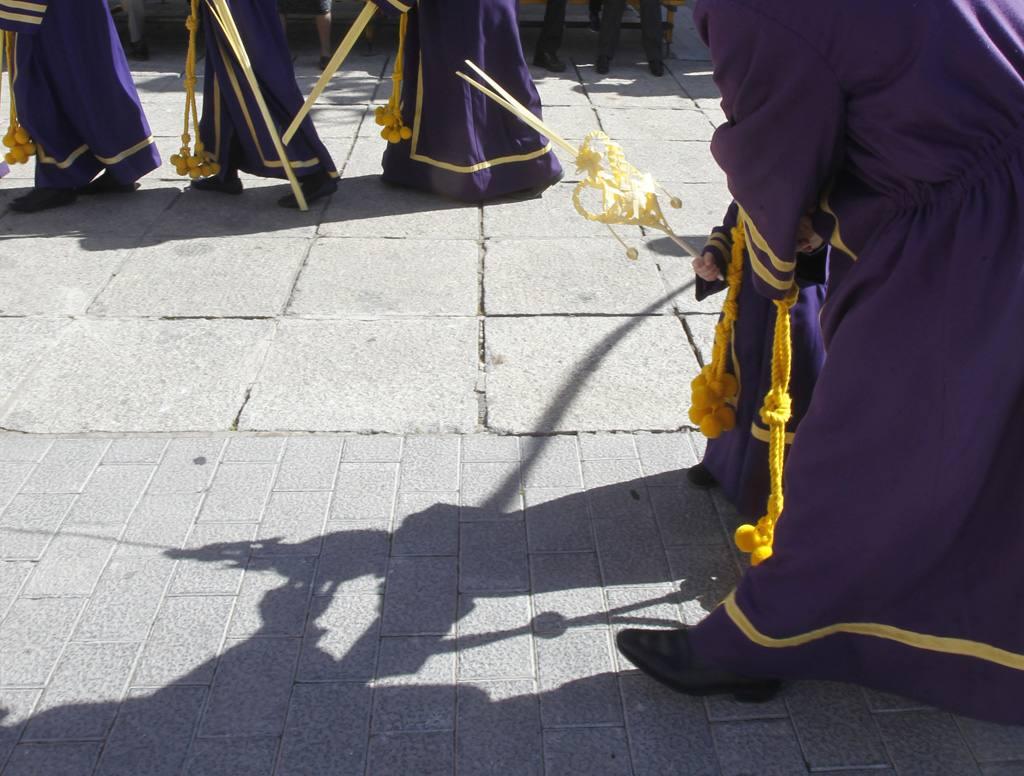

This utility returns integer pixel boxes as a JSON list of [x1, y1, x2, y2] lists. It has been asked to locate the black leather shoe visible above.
[[685, 463, 717, 490], [191, 176, 244, 195], [126, 40, 150, 62], [77, 170, 138, 196], [596, 55, 611, 75], [616, 628, 781, 702], [277, 170, 338, 209], [533, 51, 567, 73], [9, 187, 76, 213], [649, 59, 665, 77]]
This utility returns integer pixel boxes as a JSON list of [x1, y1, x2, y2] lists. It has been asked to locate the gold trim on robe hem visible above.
[[750, 421, 794, 445], [1, 0, 46, 13], [407, 52, 554, 174], [723, 591, 1024, 671], [36, 137, 157, 169]]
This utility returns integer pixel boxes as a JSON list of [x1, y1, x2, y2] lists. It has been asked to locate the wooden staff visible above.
[[206, 0, 308, 210], [282, 2, 377, 145]]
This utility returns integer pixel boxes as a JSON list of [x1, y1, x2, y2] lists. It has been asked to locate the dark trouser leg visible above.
[[597, 0, 627, 58], [536, 0, 567, 57], [639, 0, 664, 62]]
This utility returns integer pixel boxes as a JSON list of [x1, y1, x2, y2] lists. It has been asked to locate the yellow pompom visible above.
[[170, 154, 182, 167], [691, 372, 707, 390], [399, 125, 412, 140], [3, 151, 14, 165], [23, 143, 35, 156], [700, 413, 723, 439], [3, 133, 16, 149], [188, 168, 202, 179], [715, 405, 736, 432], [734, 524, 759, 553], [708, 380, 725, 399], [186, 156, 201, 170], [626, 247, 639, 261], [750, 545, 774, 566], [691, 385, 711, 409], [207, 162, 221, 176], [670, 197, 682, 209], [721, 373, 739, 398], [387, 129, 402, 143], [688, 406, 709, 425], [12, 146, 28, 164], [380, 127, 391, 141], [14, 127, 29, 145], [375, 112, 388, 127]]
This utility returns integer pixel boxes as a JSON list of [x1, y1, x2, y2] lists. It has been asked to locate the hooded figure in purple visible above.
[[617, 0, 1024, 725], [364, 0, 563, 202], [688, 201, 827, 520], [193, 0, 337, 208], [0, 0, 160, 213]]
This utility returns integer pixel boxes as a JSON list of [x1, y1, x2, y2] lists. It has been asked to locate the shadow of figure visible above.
[[0, 475, 740, 775]]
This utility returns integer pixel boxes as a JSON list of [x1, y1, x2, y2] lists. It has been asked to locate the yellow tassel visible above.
[[375, 13, 410, 144], [689, 222, 745, 438], [734, 281, 800, 565], [3, 32, 35, 166], [172, 0, 219, 179]]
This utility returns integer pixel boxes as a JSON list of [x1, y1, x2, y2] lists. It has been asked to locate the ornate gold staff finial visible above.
[[455, 60, 696, 260]]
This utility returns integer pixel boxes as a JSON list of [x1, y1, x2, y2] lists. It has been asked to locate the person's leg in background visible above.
[[315, 0, 333, 69], [589, 0, 602, 32], [533, 0, 568, 73], [125, 0, 148, 60], [596, 0, 625, 74], [639, 0, 664, 75]]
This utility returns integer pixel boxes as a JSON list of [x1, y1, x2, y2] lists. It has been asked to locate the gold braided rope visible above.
[[374, 13, 411, 144], [171, 0, 219, 179], [688, 223, 744, 437], [734, 283, 799, 565], [2, 32, 35, 165]]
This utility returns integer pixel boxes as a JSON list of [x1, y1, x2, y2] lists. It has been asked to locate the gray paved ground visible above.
[[2, 14, 1022, 776], [2, 432, 1023, 776]]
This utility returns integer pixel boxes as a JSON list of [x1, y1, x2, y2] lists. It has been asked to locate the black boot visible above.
[[685, 463, 717, 490], [126, 40, 150, 62], [596, 55, 611, 75], [649, 59, 665, 77], [77, 170, 138, 196], [277, 170, 338, 209], [616, 628, 781, 702], [533, 50, 567, 74], [9, 187, 77, 213], [191, 175, 244, 196]]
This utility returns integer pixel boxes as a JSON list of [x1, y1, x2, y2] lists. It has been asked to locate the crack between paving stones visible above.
[[678, 313, 706, 369]]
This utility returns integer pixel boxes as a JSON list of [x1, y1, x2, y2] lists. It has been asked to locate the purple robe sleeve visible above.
[[365, 0, 415, 17], [696, 201, 739, 301], [694, 0, 844, 299]]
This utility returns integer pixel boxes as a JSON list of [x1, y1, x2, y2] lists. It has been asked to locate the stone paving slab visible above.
[[240, 318, 481, 432], [0, 320, 275, 433], [485, 238, 676, 315], [289, 238, 479, 317], [485, 316, 699, 433], [89, 238, 308, 318], [0, 430, 1001, 775]]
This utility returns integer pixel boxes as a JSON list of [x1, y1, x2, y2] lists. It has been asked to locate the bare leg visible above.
[[315, 11, 332, 58]]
